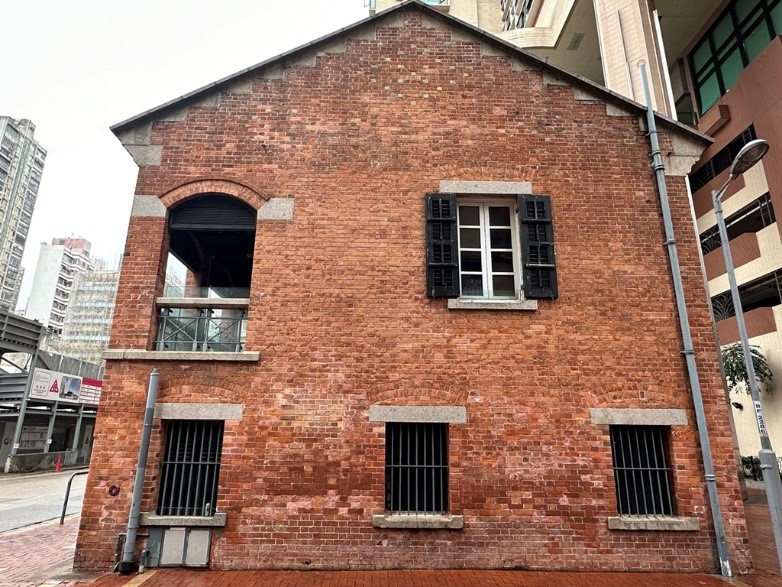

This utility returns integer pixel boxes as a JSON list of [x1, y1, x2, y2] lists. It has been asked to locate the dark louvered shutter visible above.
[[518, 194, 558, 300], [425, 194, 459, 298]]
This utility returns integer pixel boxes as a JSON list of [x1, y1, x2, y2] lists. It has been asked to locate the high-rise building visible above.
[[0, 117, 46, 311], [55, 269, 119, 365], [26, 238, 102, 335]]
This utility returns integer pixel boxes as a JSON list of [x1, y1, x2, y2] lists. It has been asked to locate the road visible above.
[[0, 469, 87, 532]]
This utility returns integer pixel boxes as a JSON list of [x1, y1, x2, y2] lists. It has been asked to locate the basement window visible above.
[[385, 422, 448, 514], [610, 425, 674, 516], [157, 420, 224, 517]]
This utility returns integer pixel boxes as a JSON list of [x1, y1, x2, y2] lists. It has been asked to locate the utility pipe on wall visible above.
[[119, 368, 159, 575], [639, 63, 732, 577]]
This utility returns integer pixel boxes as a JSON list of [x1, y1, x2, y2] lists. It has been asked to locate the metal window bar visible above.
[[156, 307, 247, 352], [385, 423, 448, 514], [156, 420, 224, 516], [610, 425, 674, 516]]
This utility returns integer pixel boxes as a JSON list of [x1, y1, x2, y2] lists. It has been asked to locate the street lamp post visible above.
[[712, 138, 782, 570]]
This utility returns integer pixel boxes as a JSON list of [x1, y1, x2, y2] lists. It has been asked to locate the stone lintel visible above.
[[154, 403, 243, 421], [590, 408, 688, 426], [439, 180, 532, 194], [369, 405, 466, 424]]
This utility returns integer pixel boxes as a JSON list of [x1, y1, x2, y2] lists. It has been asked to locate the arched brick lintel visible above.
[[159, 179, 268, 211]]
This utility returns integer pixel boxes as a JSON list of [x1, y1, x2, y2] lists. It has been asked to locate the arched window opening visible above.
[[158, 194, 256, 352], [166, 194, 256, 298]]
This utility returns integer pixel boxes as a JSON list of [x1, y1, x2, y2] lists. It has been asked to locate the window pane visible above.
[[461, 274, 483, 296], [772, 4, 782, 34], [458, 205, 480, 226], [460, 250, 482, 271], [488, 206, 511, 226], [691, 40, 713, 72], [460, 227, 481, 248], [492, 275, 516, 297], [712, 13, 735, 50], [720, 50, 745, 91], [744, 20, 772, 62], [490, 228, 512, 249], [735, 0, 762, 23], [491, 251, 514, 272], [698, 72, 721, 113]]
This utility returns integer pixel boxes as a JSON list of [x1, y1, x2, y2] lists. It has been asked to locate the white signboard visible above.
[[29, 368, 83, 405]]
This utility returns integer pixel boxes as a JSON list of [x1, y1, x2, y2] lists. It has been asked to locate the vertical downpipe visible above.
[[119, 369, 159, 574], [639, 64, 732, 577]]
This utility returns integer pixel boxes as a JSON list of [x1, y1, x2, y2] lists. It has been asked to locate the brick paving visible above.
[[5, 484, 782, 587], [0, 516, 100, 587]]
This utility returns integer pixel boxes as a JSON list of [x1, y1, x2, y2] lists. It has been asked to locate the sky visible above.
[[0, 0, 369, 310]]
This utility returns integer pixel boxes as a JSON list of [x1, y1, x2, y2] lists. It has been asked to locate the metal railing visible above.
[[155, 307, 247, 352], [60, 469, 89, 524]]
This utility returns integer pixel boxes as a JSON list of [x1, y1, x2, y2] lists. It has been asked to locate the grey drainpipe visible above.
[[119, 368, 159, 575], [639, 64, 731, 577]]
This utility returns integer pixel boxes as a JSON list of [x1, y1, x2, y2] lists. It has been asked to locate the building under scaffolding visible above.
[[0, 307, 102, 472]]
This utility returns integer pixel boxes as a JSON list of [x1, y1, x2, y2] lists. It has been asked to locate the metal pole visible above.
[[119, 368, 159, 575], [712, 188, 782, 571], [43, 400, 58, 454], [10, 344, 41, 457], [640, 63, 732, 576]]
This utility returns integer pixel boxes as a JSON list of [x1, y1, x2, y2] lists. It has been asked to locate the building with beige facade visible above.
[[372, 0, 782, 463]]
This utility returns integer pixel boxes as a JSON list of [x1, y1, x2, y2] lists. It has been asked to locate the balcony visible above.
[[155, 287, 249, 353]]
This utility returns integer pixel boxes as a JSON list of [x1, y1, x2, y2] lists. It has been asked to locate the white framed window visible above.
[[457, 199, 520, 299]]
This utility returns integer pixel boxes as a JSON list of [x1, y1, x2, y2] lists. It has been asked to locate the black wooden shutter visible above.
[[518, 194, 558, 300], [425, 194, 459, 298]]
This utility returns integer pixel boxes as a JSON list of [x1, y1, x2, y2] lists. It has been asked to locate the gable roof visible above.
[[110, 0, 710, 145]]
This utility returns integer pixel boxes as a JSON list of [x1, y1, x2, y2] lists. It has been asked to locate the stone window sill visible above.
[[372, 514, 464, 529], [447, 298, 538, 311], [104, 350, 260, 362], [607, 516, 699, 531], [139, 512, 227, 527]]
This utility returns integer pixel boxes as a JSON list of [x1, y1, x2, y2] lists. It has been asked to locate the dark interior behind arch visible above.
[[168, 194, 256, 295]]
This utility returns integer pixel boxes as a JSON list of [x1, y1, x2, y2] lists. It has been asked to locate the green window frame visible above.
[[689, 0, 782, 114]]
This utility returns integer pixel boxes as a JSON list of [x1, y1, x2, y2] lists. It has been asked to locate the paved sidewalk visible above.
[[0, 516, 100, 587]]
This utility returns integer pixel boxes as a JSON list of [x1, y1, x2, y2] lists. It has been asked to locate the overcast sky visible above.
[[0, 0, 368, 310]]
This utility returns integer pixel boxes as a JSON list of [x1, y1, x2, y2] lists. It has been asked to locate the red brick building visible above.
[[75, 2, 753, 575]]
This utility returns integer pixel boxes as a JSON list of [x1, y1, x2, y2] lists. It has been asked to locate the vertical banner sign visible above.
[[754, 401, 768, 436]]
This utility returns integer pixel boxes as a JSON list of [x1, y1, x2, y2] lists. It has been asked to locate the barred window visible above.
[[610, 425, 675, 516], [385, 422, 448, 514], [157, 420, 224, 516]]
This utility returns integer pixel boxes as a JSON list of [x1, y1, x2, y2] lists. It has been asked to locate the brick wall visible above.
[[76, 7, 752, 574]]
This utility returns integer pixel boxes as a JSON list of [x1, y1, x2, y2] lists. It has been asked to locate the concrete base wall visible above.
[[4, 450, 78, 473]]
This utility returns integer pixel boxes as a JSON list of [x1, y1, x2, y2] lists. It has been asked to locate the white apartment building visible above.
[[0, 117, 46, 311], [56, 269, 119, 364], [26, 238, 102, 335]]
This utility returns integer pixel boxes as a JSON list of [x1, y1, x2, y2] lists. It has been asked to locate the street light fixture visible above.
[[711, 138, 782, 570]]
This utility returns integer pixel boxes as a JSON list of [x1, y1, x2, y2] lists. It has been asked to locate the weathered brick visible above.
[[76, 6, 751, 575]]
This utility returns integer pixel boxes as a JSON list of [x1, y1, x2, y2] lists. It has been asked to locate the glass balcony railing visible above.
[[155, 306, 247, 352]]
